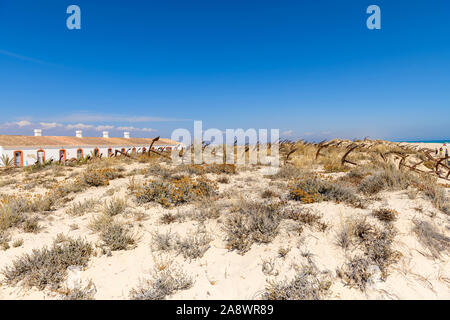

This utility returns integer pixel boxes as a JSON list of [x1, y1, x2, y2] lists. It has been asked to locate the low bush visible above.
[[223, 202, 281, 254], [282, 208, 328, 232], [288, 177, 362, 207], [175, 228, 213, 260], [103, 197, 127, 216], [100, 223, 136, 251], [82, 168, 123, 187], [66, 198, 100, 216], [2, 237, 92, 290], [358, 164, 415, 195], [130, 263, 193, 300], [135, 176, 217, 207], [263, 263, 332, 300], [337, 221, 401, 290]]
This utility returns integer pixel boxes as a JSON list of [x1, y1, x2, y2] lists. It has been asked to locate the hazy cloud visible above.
[[281, 130, 293, 136], [66, 123, 94, 130], [95, 125, 115, 131], [40, 122, 63, 129], [16, 120, 32, 127]]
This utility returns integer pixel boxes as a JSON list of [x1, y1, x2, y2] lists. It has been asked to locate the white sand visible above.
[[0, 142, 448, 300]]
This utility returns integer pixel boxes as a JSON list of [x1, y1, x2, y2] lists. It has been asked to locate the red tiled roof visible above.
[[0, 135, 179, 148]]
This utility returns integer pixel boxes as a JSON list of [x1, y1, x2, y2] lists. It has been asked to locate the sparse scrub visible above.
[[289, 177, 362, 207], [278, 247, 290, 258], [159, 212, 179, 224], [100, 223, 136, 251], [88, 213, 113, 233], [184, 199, 222, 221], [337, 221, 401, 290], [151, 230, 176, 251], [151, 227, 212, 260], [261, 258, 278, 276], [224, 202, 281, 254], [415, 178, 449, 215], [60, 280, 96, 300], [263, 263, 332, 300], [269, 165, 306, 180], [2, 237, 92, 290], [23, 217, 40, 233], [217, 176, 229, 184], [358, 164, 415, 195], [282, 208, 328, 232], [82, 168, 123, 187], [103, 197, 127, 216], [12, 238, 23, 248], [66, 198, 100, 216], [372, 208, 398, 223], [179, 163, 236, 175], [0, 232, 10, 250], [135, 176, 217, 207], [261, 189, 277, 199], [130, 262, 193, 300], [412, 220, 449, 258], [175, 227, 213, 260]]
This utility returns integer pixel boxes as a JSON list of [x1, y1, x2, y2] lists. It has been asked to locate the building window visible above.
[[77, 148, 83, 159], [121, 148, 126, 154], [108, 148, 112, 157], [37, 149, 45, 164], [132, 147, 136, 155], [142, 147, 146, 154], [94, 148, 100, 157], [59, 149, 67, 162], [13, 150, 23, 167]]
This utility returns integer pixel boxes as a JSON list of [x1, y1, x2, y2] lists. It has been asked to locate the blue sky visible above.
[[0, 0, 449, 141]]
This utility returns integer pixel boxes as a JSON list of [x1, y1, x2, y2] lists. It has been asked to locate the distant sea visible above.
[[397, 140, 449, 144]]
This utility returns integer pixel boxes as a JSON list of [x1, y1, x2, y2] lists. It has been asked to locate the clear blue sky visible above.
[[0, 0, 449, 141]]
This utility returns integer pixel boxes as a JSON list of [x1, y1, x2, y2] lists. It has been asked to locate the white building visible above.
[[0, 130, 183, 167]]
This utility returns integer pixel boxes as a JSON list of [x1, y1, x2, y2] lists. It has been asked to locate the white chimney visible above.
[[103, 131, 109, 138], [76, 130, 82, 138], [34, 129, 42, 137], [124, 132, 130, 139]]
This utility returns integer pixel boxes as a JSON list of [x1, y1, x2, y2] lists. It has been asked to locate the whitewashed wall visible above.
[[0, 144, 182, 167]]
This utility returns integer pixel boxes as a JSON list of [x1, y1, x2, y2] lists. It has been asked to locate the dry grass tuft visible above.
[[372, 208, 398, 223], [412, 220, 449, 258], [66, 198, 101, 216], [103, 197, 127, 216]]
